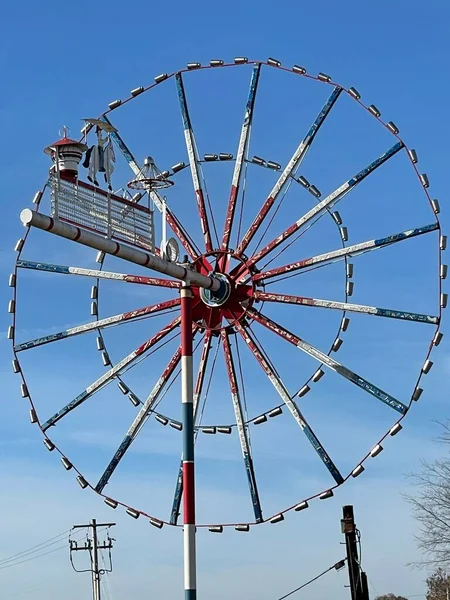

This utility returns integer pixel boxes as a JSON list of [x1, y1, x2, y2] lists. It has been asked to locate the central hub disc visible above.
[[191, 250, 255, 331], [200, 273, 231, 307]]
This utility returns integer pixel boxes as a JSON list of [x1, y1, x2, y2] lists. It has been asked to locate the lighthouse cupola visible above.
[[44, 126, 88, 179]]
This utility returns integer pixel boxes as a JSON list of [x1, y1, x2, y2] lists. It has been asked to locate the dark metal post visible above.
[[361, 571, 370, 600], [341, 505, 363, 600]]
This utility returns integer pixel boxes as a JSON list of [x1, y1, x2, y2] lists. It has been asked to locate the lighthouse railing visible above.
[[49, 175, 155, 252]]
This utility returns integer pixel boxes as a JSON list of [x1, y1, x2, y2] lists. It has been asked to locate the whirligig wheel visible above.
[[9, 57, 446, 535]]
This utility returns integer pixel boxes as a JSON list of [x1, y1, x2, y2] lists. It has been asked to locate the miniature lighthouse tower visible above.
[[44, 126, 88, 180]]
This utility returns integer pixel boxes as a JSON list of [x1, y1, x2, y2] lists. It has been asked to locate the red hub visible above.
[[191, 251, 255, 331]]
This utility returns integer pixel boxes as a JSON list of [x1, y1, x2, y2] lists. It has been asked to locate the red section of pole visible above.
[[181, 286, 193, 357], [181, 284, 196, 600], [182, 462, 195, 524]]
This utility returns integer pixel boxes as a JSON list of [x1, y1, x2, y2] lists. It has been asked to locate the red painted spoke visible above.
[[253, 222, 438, 283], [103, 113, 201, 261], [235, 86, 342, 259], [253, 291, 438, 325], [234, 321, 343, 485], [234, 141, 404, 279], [41, 315, 183, 431], [15, 297, 181, 352], [164, 209, 202, 261], [193, 330, 214, 415], [16, 260, 181, 288], [176, 72, 213, 253], [247, 308, 407, 414], [95, 341, 187, 493], [221, 329, 263, 522], [219, 64, 261, 268]]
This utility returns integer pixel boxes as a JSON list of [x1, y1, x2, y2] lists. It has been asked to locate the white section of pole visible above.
[[20, 209, 220, 292], [162, 197, 167, 259]]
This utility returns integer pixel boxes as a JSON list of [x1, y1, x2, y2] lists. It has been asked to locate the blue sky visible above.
[[1, 1, 449, 599]]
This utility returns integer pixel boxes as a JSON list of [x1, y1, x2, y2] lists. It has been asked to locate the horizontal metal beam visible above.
[[20, 209, 220, 292]]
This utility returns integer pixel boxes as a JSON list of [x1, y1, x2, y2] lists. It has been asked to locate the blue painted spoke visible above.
[[235, 322, 344, 486]]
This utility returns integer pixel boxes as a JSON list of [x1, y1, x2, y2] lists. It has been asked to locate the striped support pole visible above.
[[181, 284, 196, 600]]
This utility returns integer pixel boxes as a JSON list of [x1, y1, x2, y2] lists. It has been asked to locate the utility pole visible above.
[[69, 519, 116, 600], [341, 505, 369, 600]]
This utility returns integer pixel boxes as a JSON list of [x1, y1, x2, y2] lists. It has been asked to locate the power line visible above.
[[0, 529, 71, 565], [0, 544, 69, 571], [276, 559, 347, 600], [367, 575, 380, 597], [0, 528, 104, 571]]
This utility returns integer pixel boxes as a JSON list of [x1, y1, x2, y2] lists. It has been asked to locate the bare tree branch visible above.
[[405, 421, 450, 569]]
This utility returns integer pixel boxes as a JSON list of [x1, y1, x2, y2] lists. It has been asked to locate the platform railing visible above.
[[49, 175, 155, 252]]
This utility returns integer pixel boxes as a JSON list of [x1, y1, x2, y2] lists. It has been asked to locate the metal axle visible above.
[[20, 209, 228, 296]]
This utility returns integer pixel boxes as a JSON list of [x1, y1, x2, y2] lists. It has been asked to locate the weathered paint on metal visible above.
[[254, 291, 438, 324], [221, 64, 261, 256], [235, 86, 343, 258], [248, 309, 407, 414], [239, 141, 405, 274], [16, 260, 180, 287], [42, 316, 181, 431], [234, 322, 344, 485], [176, 73, 213, 253], [255, 222, 439, 282], [221, 329, 263, 522], [15, 298, 181, 352]]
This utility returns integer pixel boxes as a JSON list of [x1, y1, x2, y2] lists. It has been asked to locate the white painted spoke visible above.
[[254, 223, 439, 283], [254, 291, 438, 325], [221, 329, 263, 522], [41, 316, 181, 431], [235, 322, 344, 485], [248, 309, 407, 415], [236, 86, 343, 258], [16, 260, 180, 288], [15, 298, 180, 352]]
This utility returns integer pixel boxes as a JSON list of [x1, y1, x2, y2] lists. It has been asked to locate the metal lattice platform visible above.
[[50, 175, 154, 252]]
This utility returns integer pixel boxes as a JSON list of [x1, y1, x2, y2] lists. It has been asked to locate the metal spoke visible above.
[[220, 64, 261, 262], [236, 141, 404, 277], [254, 291, 438, 325], [248, 308, 407, 414], [41, 316, 181, 431], [14, 297, 180, 352], [16, 260, 180, 288], [95, 339, 189, 493], [175, 73, 214, 253], [103, 114, 201, 260], [234, 321, 344, 485], [221, 329, 263, 522], [170, 329, 213, 525], [253, 222, 439, 283], [235, 86, 343, 258]]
